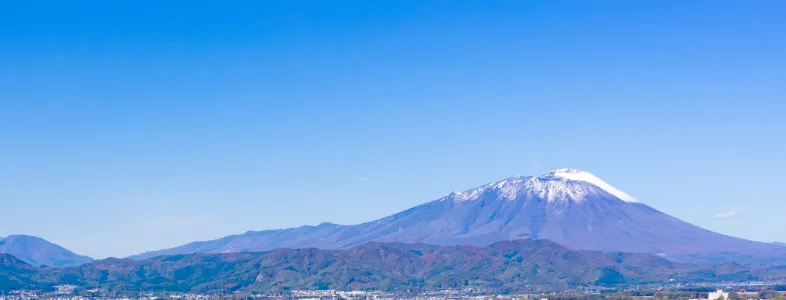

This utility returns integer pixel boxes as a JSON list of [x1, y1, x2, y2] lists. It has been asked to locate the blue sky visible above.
[[1, 0, 784, 258]]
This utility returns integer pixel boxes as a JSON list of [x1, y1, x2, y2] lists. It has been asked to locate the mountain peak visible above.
[[0, 234, 93, 267], [540, 168, 588, 178], [448, 169, 638, 204], [5, 234, 46, 242], [539, 168, 638, 203]]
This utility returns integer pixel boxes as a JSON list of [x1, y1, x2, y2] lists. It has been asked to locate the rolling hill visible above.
[[0, 240, 761, 293]]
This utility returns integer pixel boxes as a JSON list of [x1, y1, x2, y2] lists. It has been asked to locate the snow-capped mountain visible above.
[[450, 168, 638, 203], [131, 169, 786, 262]]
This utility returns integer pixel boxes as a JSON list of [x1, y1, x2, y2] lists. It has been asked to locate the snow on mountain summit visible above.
[[539, 168, 638, 203], [449, 168, 639, 203]]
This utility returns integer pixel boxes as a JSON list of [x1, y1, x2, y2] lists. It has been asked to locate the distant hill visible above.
[[0, 239, 764, 293], [0, 253, 46, 291], [131, 169, 786, 264], [773, 242, 786, 247], [0, 235, 93, 267]]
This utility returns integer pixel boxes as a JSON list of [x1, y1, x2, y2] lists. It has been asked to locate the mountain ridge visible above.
[[130, 169, 786, 263], [0, 235, 93, 267], [0, 239, 767, 293]]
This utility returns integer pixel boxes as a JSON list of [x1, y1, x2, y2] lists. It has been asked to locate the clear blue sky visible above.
[[1, 0, 784, 259]]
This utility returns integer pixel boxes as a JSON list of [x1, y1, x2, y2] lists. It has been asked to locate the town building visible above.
[[708, 289, 730, 300]]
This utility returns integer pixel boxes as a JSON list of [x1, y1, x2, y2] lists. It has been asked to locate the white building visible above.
[[708, 290, 730, 300]]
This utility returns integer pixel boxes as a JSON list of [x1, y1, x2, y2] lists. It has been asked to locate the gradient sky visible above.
[[1, 0, 784, 259]]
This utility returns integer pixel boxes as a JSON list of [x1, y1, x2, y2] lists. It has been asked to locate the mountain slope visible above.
[[2, 240, 762, 293], [0, 254, 46, 291], [0, 235, 93, 267], [131, 169, 786, 262]]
